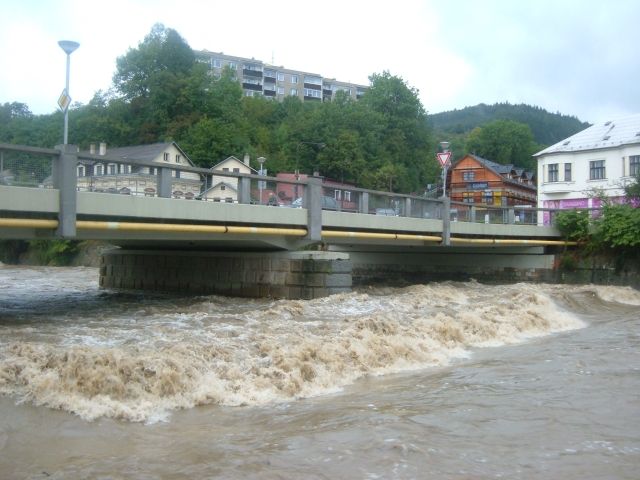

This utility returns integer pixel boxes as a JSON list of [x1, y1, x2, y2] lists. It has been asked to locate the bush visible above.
[[28, 239, 79, 266], [554, 209, 590, 242], [598, 204, 640, 250]]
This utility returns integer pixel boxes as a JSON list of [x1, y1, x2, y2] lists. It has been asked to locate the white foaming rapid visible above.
[[0, 280, 591, 423]]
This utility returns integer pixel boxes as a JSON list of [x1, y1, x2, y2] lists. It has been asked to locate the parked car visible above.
[[286, 196, 339, 210]]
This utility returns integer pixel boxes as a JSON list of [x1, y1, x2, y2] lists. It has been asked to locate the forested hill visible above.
[[429, 103, 589, 146]]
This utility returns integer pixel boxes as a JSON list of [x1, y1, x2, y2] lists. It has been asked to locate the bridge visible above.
[[0, 143, 571, 298]]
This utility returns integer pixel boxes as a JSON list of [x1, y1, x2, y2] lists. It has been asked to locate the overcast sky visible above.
[[2, 0, 638, 124]]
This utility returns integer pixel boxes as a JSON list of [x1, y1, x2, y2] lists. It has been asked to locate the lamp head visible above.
[[58, 40, 80, 55], [439, 141, 450, 152]]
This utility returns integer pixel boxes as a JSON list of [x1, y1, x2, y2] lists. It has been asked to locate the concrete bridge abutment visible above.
[[100, 247, 566, 299], [100, 249, 353, 299]]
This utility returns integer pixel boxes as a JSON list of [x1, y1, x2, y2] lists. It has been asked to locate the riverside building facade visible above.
[[195, 50, 368, 102]]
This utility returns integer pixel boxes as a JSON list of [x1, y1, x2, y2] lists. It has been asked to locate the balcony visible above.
[[243, 68, 263, 78], [242, 82, 263, 91]]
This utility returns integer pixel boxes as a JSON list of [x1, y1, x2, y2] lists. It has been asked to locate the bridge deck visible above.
[[1, 185, 562, 250]]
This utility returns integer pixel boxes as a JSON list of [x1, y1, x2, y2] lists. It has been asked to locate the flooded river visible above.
[[0, 266, 638, 479]]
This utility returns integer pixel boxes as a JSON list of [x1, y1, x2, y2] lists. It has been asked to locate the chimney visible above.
[[89, 143, 96, 154], [243, 153, 250, 166], [99, 142, 107, 155]]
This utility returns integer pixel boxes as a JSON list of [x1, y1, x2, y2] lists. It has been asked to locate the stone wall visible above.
[[100, 250, 352, 299]]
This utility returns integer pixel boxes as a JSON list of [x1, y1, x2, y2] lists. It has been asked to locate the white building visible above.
[[535, 113, 640, 223], [200, 154, 257, 202]]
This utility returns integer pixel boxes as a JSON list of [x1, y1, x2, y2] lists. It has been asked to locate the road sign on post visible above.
[[57, 89, 71, 112], [437, 151, 451, 167], [436, 147, 452, 247]]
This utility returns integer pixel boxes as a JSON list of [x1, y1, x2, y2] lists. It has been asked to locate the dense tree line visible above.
[[1, 24, 592, 192], [0, 25, 437, 193], [430, 102, 589, 146]]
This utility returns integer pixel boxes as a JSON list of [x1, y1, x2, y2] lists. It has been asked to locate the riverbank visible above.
[[0, 239, 113, 267]]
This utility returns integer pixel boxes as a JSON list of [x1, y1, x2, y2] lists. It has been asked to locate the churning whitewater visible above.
[[0, 266, 593, 423]]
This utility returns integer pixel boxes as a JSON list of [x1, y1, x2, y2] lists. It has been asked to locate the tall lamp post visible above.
[[58, 40, 80, 145], [257, 156, 266, 204]]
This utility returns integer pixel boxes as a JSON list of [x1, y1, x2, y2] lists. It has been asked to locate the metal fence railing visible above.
[[0, 146, 54, 188], [0, 142, 582, 228]]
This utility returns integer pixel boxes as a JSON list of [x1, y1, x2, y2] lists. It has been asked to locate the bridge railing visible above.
[[1, 142, 579, 235], [0, 144, 56, 188]]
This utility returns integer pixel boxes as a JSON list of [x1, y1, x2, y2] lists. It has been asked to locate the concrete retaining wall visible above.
[[100, 250, 352, 299]]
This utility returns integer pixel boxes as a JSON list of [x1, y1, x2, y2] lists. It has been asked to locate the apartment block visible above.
[[195, 50, 368, 102]]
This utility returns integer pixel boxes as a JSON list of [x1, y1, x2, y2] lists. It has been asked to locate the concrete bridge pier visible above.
[[100, 249, 353, 299]]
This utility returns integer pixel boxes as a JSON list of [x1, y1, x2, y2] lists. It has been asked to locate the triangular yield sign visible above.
[[436, 151, 451, 167]]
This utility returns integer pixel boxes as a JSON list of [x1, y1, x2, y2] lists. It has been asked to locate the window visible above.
[[344, 191, 351, 202], [277, 72, 285, 81], [548, 163, 559, 182], [108, 164, 116, 175], [221, 185, 226, 191], [484, 190, 493, 205], [149, 167, 156, 175], [590, 160, 606, 180], [225, 197, 233, 203], [96, 164, 104, 175], [630, 155, 640, 176], [229, 62, 237, 70], [212, 59, 222, 68], [175, 154, 181, 163], [304, 88, 322, 98], [164, 153, 170, 162], [462, 170, 475, 181], [223, 167, 229, 172], [463, 192, 474, 203], [77, 165, 85, 177], [277, 86, 284, 95], [334, 190, 342, 200], [291, 74, 298, 84], [290, 88, 298, 96], [564, 163, 572, 181], [233, 167, 240, 173]]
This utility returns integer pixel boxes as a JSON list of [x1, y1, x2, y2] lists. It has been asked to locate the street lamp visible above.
[[58, 40, 80, 145], [257, 156, 266, 204]]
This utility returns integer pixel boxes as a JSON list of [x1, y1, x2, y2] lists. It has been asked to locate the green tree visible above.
[[112, 24, 199, 143], [465, 119, 540, 170], [359, 71, 435, 191]]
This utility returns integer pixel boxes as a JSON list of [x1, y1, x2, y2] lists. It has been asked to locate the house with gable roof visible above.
[[200, 153, 258, 202], [76, 142, 201, 198], [534, 113, 640, 222], [449, 154, 537, 207]]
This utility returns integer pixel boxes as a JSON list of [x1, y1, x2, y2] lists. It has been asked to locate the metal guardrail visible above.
[[0, 143, 575, 242]]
